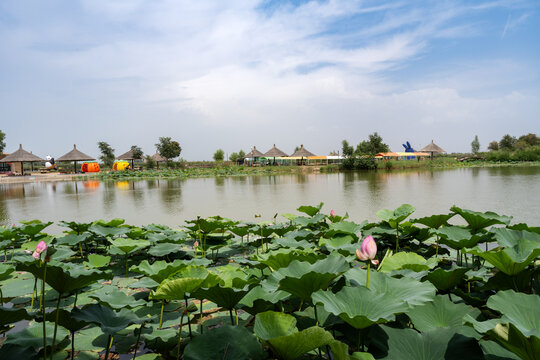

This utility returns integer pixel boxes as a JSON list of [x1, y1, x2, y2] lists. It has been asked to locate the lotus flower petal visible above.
[[32, 251, 40, 260], [356, 248, 369, 261], [35, 240, 47, 253], [360, 236, 377, 260]]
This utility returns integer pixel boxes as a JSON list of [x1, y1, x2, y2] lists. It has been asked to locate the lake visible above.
[[1, 166, 539, 232]]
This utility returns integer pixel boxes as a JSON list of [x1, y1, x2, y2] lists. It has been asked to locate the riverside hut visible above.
[[289, 144, 315, 165], [151, 152, 167, 169], [57, 144, 96, 173], [264, 144, 288, 165], [117, 149, 143, 169], [244, 146, 265, 166], [0, 144, 45, 175], [420, 140, 446, 160]]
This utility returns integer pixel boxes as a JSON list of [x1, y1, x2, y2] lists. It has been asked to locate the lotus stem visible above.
[[200, 299, 204, 334], [133, 324, 144, 360], [78, 243, 84, 258], [0, 287, 3, 305], [314, 305, 319, 326], [42, 262, 47, 360], [50, 293, 62, 360], [235, 308, 238, 326], [104, 335, 112, 360], [185, 297, 192, 338], [395, 225, 399, 251], [176, 312, 185, 360], [30, 276, 38, 311], [229, 309, 234, 325], [159, 300, 165, 329], [70, 331, 75, 360], [73, 290, 78, 309], [435, 235, 439, 257], [366, 262, 371, 289], [125, 254, 129, 276]]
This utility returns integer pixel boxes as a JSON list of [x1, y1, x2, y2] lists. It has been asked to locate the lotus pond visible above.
[[0, 203, 538, 360]]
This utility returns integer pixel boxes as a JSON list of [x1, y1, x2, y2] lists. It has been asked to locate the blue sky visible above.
[[1, 0, 539, 160]]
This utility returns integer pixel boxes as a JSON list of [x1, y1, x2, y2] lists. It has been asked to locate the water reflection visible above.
[[1, 166, 539, 229]]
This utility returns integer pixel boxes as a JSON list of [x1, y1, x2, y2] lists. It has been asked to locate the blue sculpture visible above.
[[402, 141, 415, 152]]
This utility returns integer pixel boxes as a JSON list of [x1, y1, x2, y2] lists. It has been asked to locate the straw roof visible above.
[[57, 144, 95, 162], [151, 152, 166, 162], [264, 144, 288, 157], [117, 149, 140, 160], [0, 144, 45, 162], [420, 140, 446, 154], [245, 146, 264, 158], [290, 144, 315, 158]]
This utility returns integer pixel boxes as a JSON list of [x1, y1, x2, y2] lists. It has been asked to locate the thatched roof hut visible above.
[[57, 144, 95, 172], [117, 149, 144, 169], [0, 144, 45, 175], [245, 146, 264, 158], [151, 152, 166, 169], [420, 140, 446, 159], [264, 144, 288, 158], [290, 144, 315, 158]]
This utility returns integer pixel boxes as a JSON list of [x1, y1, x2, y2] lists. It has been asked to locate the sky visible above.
[[1, 0, 539, 160]]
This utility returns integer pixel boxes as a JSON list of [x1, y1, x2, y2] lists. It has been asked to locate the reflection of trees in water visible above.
[[130, 181, 144, 209], [0, 193, 9, 225], [214, 177, 225, 187], [102, 181, 116, 213], [159, 180, 183, 214]]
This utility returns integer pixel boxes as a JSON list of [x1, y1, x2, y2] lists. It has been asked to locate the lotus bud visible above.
[[194, 240, 199, 248], [32, 251, 40, 260], [356, 236, 378, 265], [35, 240, 47, 254], [330, 210, 335, 217]]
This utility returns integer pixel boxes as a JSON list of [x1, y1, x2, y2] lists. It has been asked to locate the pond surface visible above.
[[1, 166, 539, 231]]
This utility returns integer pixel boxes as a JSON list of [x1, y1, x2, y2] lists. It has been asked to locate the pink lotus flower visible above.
[[193, 240, 199, 248], [330, 210, 335, 217], [32, 251, 40, 259], [356, 236, 378, 265], [32, 241, 47, 260]]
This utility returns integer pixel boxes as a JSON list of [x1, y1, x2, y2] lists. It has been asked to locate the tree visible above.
[[238, 150, 245, 159], [145, 155, 155, 169], [487, 141, 499, 151], [97, 142, 115, 168], [156, 137, 182, 160], [471, 135, 480, 154], [341, 140, 354, 157], [130, 145, 143, 159], [517, 133, 539, 147], [355, 132, 389, 155], [499, 134, 517, 151], [229, 152, 239, 162], [213, 149, 225, 162], [0, 130, 5, 153]]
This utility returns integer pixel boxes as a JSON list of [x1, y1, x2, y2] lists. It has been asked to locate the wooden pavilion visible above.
[[420, 140, 446, 160], [57, 144, 96, 173], [0, 144, 45, 175]]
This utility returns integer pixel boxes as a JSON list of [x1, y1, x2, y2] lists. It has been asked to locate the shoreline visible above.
[[1, 161, 539, 185]]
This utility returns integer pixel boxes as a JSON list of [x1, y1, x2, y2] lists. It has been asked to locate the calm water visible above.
[[1, 167, 539, 232]]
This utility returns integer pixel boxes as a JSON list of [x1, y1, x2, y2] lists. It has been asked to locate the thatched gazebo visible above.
[[290, 144, 315, 165], [57, 144, 95, 173], [0, 144, 45, 175], [264, 144, 288, 165], [151, 152, 167, 170], [420, 140, 446, 160], [244, 146, 265, 165], [117, 149, 143, 169]]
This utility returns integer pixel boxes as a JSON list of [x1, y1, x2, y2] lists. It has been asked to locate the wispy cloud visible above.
[[502, 12, 531, 38]]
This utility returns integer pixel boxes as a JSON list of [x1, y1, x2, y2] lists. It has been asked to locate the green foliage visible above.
[[0, 129, 5, 153], [97, 141, 115, 167], [213, 149, 225, 161], [488, 141, 499, 151], [354, 132, 389, 155], [499, 134, 517, 151], [471, 135, 480, 154], [130, 145, 143, 159], [145, 155, 156, 169], [156, 137, 182, 160]]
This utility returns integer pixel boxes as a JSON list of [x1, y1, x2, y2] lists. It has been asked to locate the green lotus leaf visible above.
[[254, 311, 298, 340], [312, 286, 409, 329], [184, 218, 223, 234], [129, 259, 187, 283], [487, 290, 540, 339], [479, 340, 521, 360], [424, 265, 470, 291], [146, 232, 168, 243], [297, 202, 324, 217], [491, 227, 540, 248], [54, 233, 90, 246], [18, 220, 53, 237], [256, 248, 322, 270], [229, 224, 251, 237], [345, 268, 436, 307], [238, 286, 289, 314], [407, 295, 480, 332], [378, 252, 439, 273], [274, 237, 314, 250], [58, 220, 92, 234], [325, 221, 366, 237], [412, 213, 455, 229], [450, 206, 512, 232], [108, 237, 151, 254], [293, 214, 326, 227], [489, 323, 540, 360], [195, 285, 249, 310], [0, 263, 15, 280], [351, 352, 376, 360], [267, 326, 334, 360], [0, 239, 11, 251], [381, 325, 484, 360], [151, 266, 218, 300], [0, 306, 32, 326], [466, 245, 540, 275], [148, 242, 182, 257], [432, 226, 484, 250], [376, 204, 415, 228], [184, 325, 265, 360], [275, 255, 350, 300], [72, 303, 144, 335], [89, 288, 147, 309], [4, 321, 68, 350], [281, 213, 298, 221], [43, 308, 90, 332], [93, 218, 125, 227], [84, 254, 111, 268], [319, 235, 355, 248], [89, 224, 129, 237], [126, 227, 146, 239], [0, 344, 38, 359]]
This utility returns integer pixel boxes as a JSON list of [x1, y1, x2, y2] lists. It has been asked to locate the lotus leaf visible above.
[[254, 311, 298, 340], [274, 237, 314, 250], [297, 203, 324, 217], [487, 290, 540, 338], [0, 306, 32, 326], [184, 325, 265, 360], [432, 226, 484, 250], [467, 244, 540, 275], [89, 224, 130, 238], [424, 265, 470, 291], [151, 266, 219, 300], [89, 288, 147, 309], [148, 242, 182, 257], [412, 213, 455, 229], [109, 237, 151, 254], [84, 254, 111, 268], [312, 286, 410, 329], [376, 204, 415, 228], [54, 233, 90, 246], [72, 303, 144, 335], [18, 220, 53, 237], [345, 268, 436, 307], [130, 259, 187, 283], [325, 221, 366, 237], [0, 263, 15, 280], [4, 321, 68, 349], [58, 220, 92, 234], [239, 286, 289, 314], [94, 218, 125, 227], [379, 252, 438, 273], [450, 206, 511, 232], [293, 214, 326, 227], [256, 248, 322, 270]]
